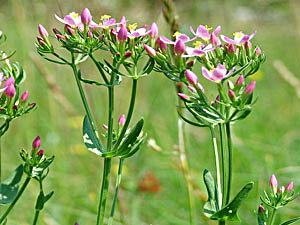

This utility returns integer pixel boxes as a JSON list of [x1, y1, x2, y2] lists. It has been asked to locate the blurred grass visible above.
[[1, 0, 300, 224]]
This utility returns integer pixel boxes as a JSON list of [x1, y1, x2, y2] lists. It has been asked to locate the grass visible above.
[[1, 0, 300, 224]]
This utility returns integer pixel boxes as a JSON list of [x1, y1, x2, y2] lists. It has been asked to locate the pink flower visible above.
[[221, 31, 256, 45], [190, 25, 221, 41], [201, 64, 233, 83], [286, 182, 294, 192], [81, 8, 92, 25], [149, 22, 158, 38], [174, 39, 185, 55], [144, 45, 157, 57], [185, 70, 198, 86], [38, 24, 48, 38], [20, 90, 29, 102], [4, 77, 16, 98], [244, 81, 256, 95], [156, 38, 168, 51], [32, 136, 41, 149], [270, 174, 278, 189], [183, 44, 214, 58], [118, 114, 126, 126], [117, 24, 128, 41]]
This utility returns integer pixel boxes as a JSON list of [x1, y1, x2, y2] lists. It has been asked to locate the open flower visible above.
[[183, 42, 214, 58], [221, 31, 256, 45], [190, 25, 221, 43], [201, 64, 233, 82]]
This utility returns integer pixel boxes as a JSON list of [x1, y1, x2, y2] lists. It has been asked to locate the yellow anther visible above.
[[205, 25, 212, 31], [173, 31, 181, 37], [193, 41, 203, 49], [100, 15, 111, 20], [69, 12, 79, 19], [128, 23, 138, 31], [233, 32, 244, 38]]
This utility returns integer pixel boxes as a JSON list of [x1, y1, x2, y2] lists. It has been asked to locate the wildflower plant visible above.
[[145, 24, 268, 223], [0, 31, 54, 225], [36, 8, 157, 225]]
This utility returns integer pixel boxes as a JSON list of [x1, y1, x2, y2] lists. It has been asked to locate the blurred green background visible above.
[[1, 0, 300, 224]]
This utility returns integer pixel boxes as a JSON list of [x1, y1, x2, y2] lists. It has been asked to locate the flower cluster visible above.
[[144, 24, 265, 126], [0, 35, 36, 131], [36, 8, 158, 81], [20, 136, 54, 180], [258, 174, 298, 224]]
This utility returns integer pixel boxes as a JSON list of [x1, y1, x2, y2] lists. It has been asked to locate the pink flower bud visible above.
[[255, 47, 262, 56], [228, 89, 235, 99], [245, 41, 252, 49], [174, 39, 185, 55], [52, 28, 61, 35], [4, 84, 15, 98], [37, 149, 44, 156], [117, 24, 128, 42], [5, 77, 15, 86], [125, 51, 132, 58], [188, 86, 196, 93], [186, 60, 195, 68], [185, 70, 198, 86], [102, 124, 108, 130], [65, 25, 75, 35], [149, 22, 158, 38], [29, 103, 36, 109], [13, 105, 18, 110], [286, 182, 294, 192], [20, 90, 29, 102], [226, 43, 235, 54], [37, 37, 47, 46], [235, 75, 245, 86], [177, 93, 190, 100], [270, 174, 278, 189], [32, 136, 41, 149], [245, 81, 256, 95], [81, 8, 92, 25], [120, 16, 126, 25], [55, 34, 66, 40], [210, 33, 221, 46], [258, 204, 265, 213], [144, 45, 157, 57], [87, 30, 93, 38], [38, 24, 48, 38], [118, 114, 126, 126], [156, 38, 167, 51]]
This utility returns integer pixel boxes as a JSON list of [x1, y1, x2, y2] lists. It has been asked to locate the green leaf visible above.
[[210, 182, 254, 221], [117, 118, 144, 156], [82, 115, 105, 156], [281, 217, 300, 225], [203, 169, 219, 218], [0, 164, 24, 205], [35, 191, 54, 211]]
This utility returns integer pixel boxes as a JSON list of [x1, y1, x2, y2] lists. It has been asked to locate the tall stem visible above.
[[32, 210, 40, 225], [0, 176, 31, 223], [108, 158, 124, 225], [209, 126, 222, 209], [219, 124, 227, 207], [114, 79, 137, 149], [225, 122, 232, 205], [269, 208, 277, 225], [0, 135, 2, 185]]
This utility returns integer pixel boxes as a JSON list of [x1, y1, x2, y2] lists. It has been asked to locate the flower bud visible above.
[[244, 81, 256, 95], [125, 51, 132, 58], [81, 8, 92, 25], [32, 136, 41, 149], [29, 103, 36, 109], [244, 41, 252, 49], [13, 105, 18, 111], [186, 60, 195, 69], [235, 75, 245, 86], [255, 47, 262, 56], [37, 37, 46, 46], [149, 22, 158, 38], [188, 86, 196, 93], [38, 24, 48, 38], [117, 24, 128, 42], [102, 124, 108, 131], [5, 77, 15, 86], [210, 33, 221, 46], [174, 39, 185, 55], [118, 114, 126, 126], [87, 30, 93, 38], [20, 90, 29, 102], [52, 28, 61, 35], [177, 93, 190, 101], [37, 149, 44, 156], [286, 182, 294, 192], [156, 38, 167, 51], [55, 34, 66, 40], [258, 204, 265, 213], [65, 25, 75, 35], [270, 174, 278, 189], [226, 43, 235, 54], [185, 70, 198, 86], [228, 89, 235, 100], [4, 84, 16, 98], [144, 45, 157, 57]]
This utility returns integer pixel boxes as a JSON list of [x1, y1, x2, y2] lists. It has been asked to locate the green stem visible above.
[[71, 63, 97, 134], [225, 122, 233, 205], [32, 210, 40, 225], [114, 79, 138, 149], [219, 221, 225, 225], [0, 176, 31, 223], [209, 126, 222, 209], [107, 85, 114, 150], [89, 54, 109, 84], [269, 208, 277, 225], [108, 159, 124, 225], [96, 158, 112, 225], [219, 124, 227, 207]]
